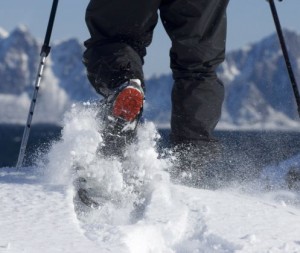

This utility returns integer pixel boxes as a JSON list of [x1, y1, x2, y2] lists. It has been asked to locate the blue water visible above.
[[1, 124, 300, 171]]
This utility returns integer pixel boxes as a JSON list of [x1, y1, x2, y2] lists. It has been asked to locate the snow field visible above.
[[0, 169, 100, 252], [1, 103, 300, 253]]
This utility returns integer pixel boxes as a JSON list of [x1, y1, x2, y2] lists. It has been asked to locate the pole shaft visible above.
[[16, 55, 46, 168], [269, 0, 300, 117], [16, 0, 59, 168]]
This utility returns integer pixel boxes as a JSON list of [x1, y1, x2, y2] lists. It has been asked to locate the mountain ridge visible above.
[[0, 26, 300, 130]]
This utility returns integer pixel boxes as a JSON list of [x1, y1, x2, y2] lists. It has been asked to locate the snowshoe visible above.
[[73, 174, 109, 209], [73, 79, 144, 209], [77, 183, 102, 209], [72, 165, 102, 209]]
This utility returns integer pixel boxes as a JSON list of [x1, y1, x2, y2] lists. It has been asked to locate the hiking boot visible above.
[[100, 79, 144, 157]]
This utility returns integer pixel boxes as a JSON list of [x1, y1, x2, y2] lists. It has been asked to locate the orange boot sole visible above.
[[112, 87, 144, 122]]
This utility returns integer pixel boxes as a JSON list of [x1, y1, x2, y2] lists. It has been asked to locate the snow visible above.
[[0, 93, 30, 124], [220, 61, 240, 82], [0, 172, 100, 253], [0, 58, 70, 124], [1, 104, 300, 253], [0, 27, 8, 39], [217, 106, 300, 131]]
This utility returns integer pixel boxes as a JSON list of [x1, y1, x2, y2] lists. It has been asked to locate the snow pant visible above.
[[83, 0, 229, 142]]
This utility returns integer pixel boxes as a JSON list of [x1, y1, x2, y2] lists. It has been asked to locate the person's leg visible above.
[[84, 0, 161, 97], [83, 0, 163, 157], [160, 0, 229, 142]]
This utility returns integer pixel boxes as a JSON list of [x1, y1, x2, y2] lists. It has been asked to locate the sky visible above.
[[0, 0, 300, 77]]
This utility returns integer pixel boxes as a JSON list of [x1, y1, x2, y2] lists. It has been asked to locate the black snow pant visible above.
[[83, 0, 229, 142]]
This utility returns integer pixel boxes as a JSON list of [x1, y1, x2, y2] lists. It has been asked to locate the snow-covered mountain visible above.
[[218, 30, 300, 130], [145, 30, 300, 130], [0, 27, 8, 39], [0, 26, 97, 124], [0, 26, 300, 129]]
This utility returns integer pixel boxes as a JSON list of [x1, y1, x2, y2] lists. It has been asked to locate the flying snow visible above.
[[1, 103, 300, 253]]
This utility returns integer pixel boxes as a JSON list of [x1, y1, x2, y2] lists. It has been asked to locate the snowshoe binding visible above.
[[75, 178, 102, 209]]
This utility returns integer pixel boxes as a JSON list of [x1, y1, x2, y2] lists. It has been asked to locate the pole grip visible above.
[[41, 0, 59, 56]]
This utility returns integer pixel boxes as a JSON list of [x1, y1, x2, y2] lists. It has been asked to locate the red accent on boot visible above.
[[112, 87, 144, 122]]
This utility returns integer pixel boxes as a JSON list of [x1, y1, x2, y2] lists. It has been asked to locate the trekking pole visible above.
[[268, 0, 300, 118], [16, 0, 59, 168]]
